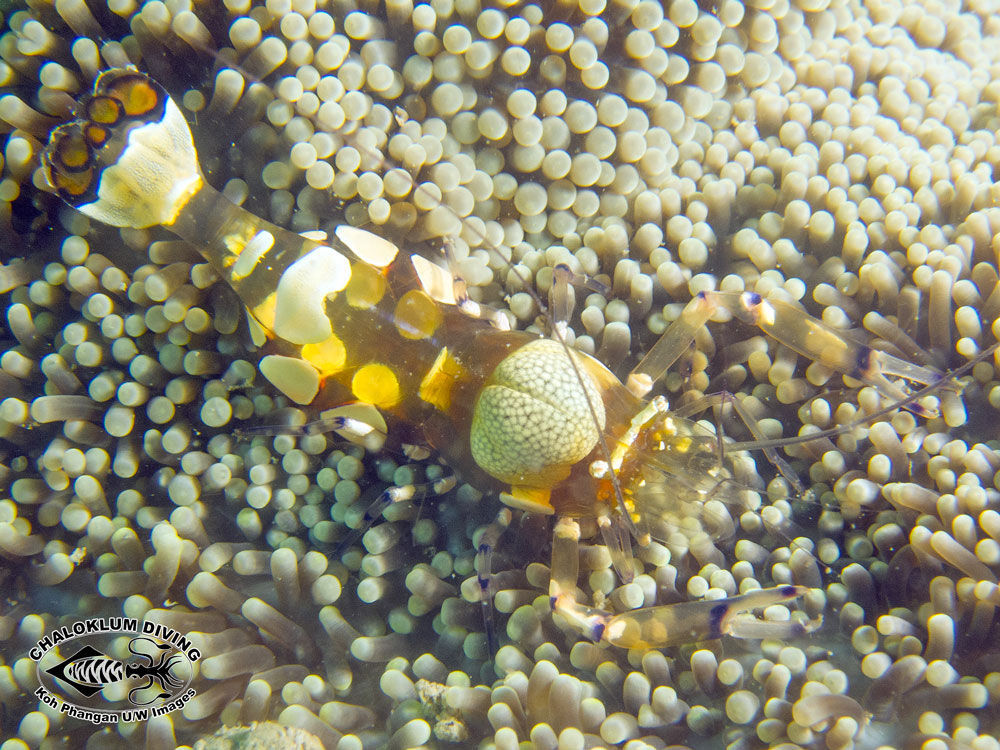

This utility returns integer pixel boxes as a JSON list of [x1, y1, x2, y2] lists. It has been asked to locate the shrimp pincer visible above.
[[41, 68, 981, 651], [548, 518, 820, 650]]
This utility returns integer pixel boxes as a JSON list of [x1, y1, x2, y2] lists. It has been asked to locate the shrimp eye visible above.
[[745, 292, 762, 305]]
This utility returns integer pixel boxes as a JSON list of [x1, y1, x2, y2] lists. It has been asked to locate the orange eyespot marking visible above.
[[83, 123, 109, 147], [85, 95, 122, 125], [53, 167, 94, 197], [49, 128, 91, 172], [103, 74, 160, 117]]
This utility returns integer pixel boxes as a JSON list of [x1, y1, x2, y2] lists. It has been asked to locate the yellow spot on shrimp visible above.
[[394, 289, 443, 340], [352, 363, 400, 408], [344, 262, 386, 308], [301, 334, 347, 378], [419, 347, 466, 411]]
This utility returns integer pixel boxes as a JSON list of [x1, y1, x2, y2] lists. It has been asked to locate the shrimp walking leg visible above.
[[441, 237, 512, 330], [709, 292, 945, 416], [335, 475, 457, 557], [628, 293, 717, 398], [548, 518, 610, 643], [238, 403, 389, 452], [596, 512, 638, 583], [600, 586, 822, 650], [474, 508, 512, 656], [548, 518, 819, 649], [549, 264, 576, 340], [628, 291, 946, 418]]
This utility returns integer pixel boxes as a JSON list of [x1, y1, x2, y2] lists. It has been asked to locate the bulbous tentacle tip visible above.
[[42, 67, 202, 229]]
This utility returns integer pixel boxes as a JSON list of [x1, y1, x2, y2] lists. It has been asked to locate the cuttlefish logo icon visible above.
[[31, 618, 199, 724], [45, 637, 187, 704]]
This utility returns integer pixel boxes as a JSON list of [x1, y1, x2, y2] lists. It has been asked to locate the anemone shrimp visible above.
[[40, 67, 991, 656]]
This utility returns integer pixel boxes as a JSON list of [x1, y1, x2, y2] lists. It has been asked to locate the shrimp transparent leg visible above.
[[549, 518, 611, 642], [548, 520, 820, 649], [447, 242, 513, 331], [473, 508, 512, 658], [237, 403, 388, 452], [600, 587, 822, 649], [708, 291, 945, 417], [411, 238, 512, 329], [628, 291, 946, 416], [548, 262, 613, 340], [334, 474, 457, 556], [628, 293, 716, 398], [549, 264, 576, 341], [596, 512, 638, 584]]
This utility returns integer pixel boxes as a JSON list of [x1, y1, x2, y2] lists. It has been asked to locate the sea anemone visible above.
[[2, 0, 1000, 748]]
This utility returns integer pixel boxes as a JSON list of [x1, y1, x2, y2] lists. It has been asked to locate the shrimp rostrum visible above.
[[43, 69, 963, 650]]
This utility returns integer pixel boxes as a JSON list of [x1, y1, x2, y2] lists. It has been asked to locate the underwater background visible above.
[[2, 0, 1000, 748]]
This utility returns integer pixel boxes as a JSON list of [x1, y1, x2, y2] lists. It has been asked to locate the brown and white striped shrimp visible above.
[[41, 68, 990, 651]]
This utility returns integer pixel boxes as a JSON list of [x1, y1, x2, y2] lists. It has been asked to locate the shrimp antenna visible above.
[[726, 341, 1000, 454]]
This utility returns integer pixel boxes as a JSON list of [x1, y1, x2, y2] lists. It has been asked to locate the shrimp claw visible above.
[[549, 518, 819, 649]]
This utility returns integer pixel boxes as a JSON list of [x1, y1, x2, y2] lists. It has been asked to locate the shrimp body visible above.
[[42, 68, 641, 519], [45, 68, 959, 649]]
